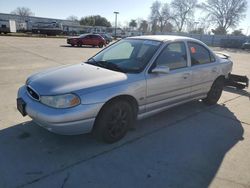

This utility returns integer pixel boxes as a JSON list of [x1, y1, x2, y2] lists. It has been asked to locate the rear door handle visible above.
[[183, 73, 191, 79]]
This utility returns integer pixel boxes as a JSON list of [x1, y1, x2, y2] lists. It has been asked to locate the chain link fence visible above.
[[159, 32, 250, 48]]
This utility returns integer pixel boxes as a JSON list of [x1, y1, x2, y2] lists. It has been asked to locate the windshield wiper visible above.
[[86, 60, 127, 73]]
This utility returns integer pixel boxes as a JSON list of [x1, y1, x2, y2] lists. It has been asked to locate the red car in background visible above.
[[67, 34, 106, 48]]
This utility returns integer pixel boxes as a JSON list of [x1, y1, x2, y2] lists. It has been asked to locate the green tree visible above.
[[129, 20, 137, 29], [80, 15, 111, 27], [231, 29, 244, 36], [139, 20, 149, 33]]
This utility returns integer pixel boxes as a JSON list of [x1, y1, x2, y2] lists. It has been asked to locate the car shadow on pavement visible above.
[[224, 86, 250, 99], [0, 101, 244, 188]]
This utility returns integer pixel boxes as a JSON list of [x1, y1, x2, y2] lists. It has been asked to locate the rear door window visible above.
[[188, 42, 215, 66]]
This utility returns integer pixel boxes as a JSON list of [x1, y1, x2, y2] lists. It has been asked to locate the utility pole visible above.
[[114, 11, 119, 39]]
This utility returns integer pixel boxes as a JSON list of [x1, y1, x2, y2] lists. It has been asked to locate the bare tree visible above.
[[150, 1, 172, 33], [11, 7, 34, 18], [67, 15, 78, 22], [160, 3, 171, 32], [200, 0, 247, 32], [171, 0, 198, 32], [150, 0, 161, 34]]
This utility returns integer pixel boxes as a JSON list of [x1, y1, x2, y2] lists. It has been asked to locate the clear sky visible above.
[[0, 0, 249, 34]]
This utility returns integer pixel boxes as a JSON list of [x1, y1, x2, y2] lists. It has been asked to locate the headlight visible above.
[[40, 94, 80, 108]]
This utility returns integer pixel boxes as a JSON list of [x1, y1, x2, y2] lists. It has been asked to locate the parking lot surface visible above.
[[0, 36, 250, 188]]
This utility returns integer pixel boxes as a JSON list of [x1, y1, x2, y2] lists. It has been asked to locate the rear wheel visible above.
[[203, 77, 224, 105], [77, 42, 82, 47], [98, 43, 103, 48], [93, 100, 133, 143]]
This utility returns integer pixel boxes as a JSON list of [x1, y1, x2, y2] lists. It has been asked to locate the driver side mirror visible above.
[[151, 66, 170, 74]]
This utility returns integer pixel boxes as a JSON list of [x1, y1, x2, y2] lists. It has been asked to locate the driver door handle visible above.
[[212, 67, 218, 73]]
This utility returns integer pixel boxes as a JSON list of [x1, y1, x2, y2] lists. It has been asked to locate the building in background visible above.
[[0, 13, 80, 35], [0, 13, 126, 37]]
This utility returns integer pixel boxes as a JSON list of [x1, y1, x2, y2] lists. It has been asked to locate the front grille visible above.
[[27, 86, 40, 101]]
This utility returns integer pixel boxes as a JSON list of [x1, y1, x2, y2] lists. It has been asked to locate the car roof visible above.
[[128, 35, 197, 42], [79, 33, 102, 37]]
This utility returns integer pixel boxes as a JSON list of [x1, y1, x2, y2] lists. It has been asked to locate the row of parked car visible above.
[[67, 33, 113, 48], [242, 41, 250, 50]]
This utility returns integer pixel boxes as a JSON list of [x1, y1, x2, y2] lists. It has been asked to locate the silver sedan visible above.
[[17, 35, 232, 143]]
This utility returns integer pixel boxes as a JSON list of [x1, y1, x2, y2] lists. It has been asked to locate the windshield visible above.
[[87, 39, 162, 73]]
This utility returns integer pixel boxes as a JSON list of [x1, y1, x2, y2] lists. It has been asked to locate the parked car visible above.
[[100, 33, 113, 44], [242, 41, 250, 50], [18, 35, 234, 143], [67, 34, 106, 48]]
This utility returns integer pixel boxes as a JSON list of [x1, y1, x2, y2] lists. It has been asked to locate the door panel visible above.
[[187, 42, 219, 96], [145, 41, 192, 112], [82, 36, 91, 45], [146, 69, 192, 112], [190, 64, 219, 96]]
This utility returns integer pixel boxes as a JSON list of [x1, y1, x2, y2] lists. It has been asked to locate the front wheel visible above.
[[93, 100, 134, 143], [203, 77, 224, 105]]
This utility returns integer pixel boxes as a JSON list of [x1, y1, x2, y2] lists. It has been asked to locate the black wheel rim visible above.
[[211, 84, 222, 99], [107, 106, 128, 139]]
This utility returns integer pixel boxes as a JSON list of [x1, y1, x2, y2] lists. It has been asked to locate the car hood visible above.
[[27, 63, 128, 95]]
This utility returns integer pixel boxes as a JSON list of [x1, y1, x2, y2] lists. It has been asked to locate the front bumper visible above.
[[17, 86, 104, 135]]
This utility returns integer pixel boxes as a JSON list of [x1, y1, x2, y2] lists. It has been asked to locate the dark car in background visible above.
[[100, 33, 113, 44], [67, 34, 106, 48], [242, 41, 250, 50]]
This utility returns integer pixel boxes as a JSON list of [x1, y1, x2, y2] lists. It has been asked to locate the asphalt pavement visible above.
[[0, 36, 249, 188]]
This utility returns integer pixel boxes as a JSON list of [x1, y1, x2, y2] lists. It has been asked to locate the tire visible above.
[[93, 100, 134, 143], [77, 42, 82, 47], [98, 43, 103, 48], [203, 77, 224, 105], [71, 44, 75, 47]]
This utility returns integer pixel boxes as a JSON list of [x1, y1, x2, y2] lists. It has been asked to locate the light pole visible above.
[[114, 11, 119, 39]]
